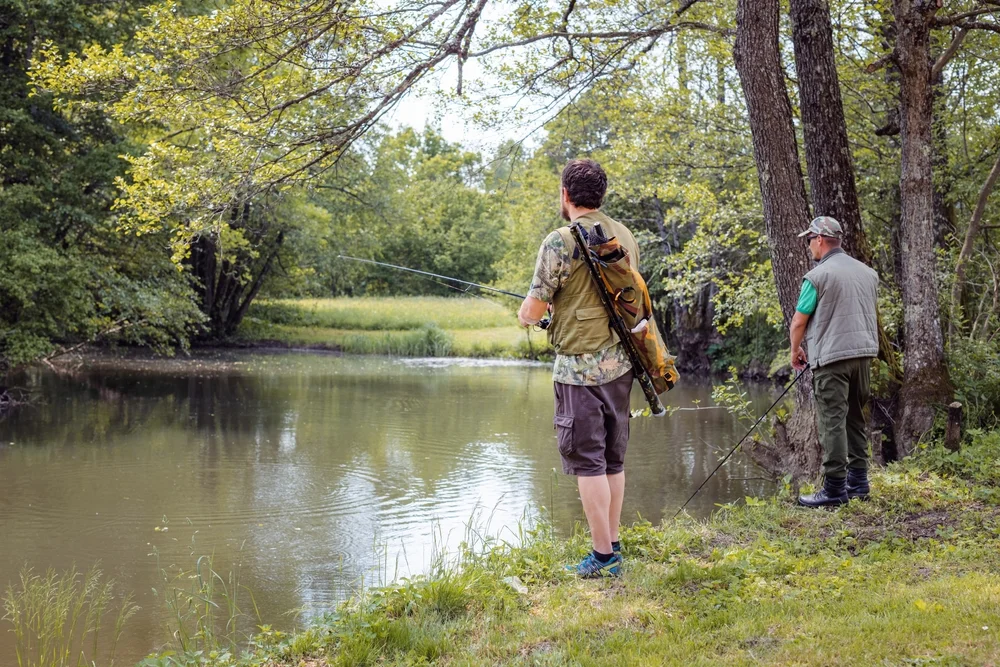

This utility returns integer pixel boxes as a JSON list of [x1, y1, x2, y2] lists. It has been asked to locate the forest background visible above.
[[4, 0, 1000, 475]]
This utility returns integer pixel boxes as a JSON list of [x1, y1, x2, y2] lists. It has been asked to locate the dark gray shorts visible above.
[[553, 372, 632, 477]]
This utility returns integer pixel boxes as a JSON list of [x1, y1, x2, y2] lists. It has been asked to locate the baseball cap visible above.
[[798, 216, 843, 238]]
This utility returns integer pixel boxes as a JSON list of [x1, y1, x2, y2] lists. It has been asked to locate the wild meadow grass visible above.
[[249, 298, 516, 331], [2, 565, 137, 667], [136, 430, 1000, 666], [239, 297, 551, 359]]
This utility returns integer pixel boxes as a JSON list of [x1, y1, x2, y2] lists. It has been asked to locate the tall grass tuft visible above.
[[143, 551, 259, 665], [2, 565, 137, 667], [340, 324, 454, 356]]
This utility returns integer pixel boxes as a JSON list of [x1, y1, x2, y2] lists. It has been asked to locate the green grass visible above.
[[2, 565, 137, 667], [146, 431, 1000, 666], [249, 297, 517, 331], [238, 297, 551, 359]]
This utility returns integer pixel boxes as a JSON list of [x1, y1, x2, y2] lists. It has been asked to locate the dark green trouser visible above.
[[812, 357, 872, 479]]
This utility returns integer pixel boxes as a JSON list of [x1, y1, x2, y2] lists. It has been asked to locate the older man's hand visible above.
[[791, 346, 808, 372]]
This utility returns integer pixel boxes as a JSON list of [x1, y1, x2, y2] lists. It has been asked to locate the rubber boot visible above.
[[798, 476, 848, 508], [847, 467, 870, 501]]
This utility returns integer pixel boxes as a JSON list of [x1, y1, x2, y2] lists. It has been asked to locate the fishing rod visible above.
[[337, 255, 529, 300], [337, 254, 550, 329], [673, 368, 806, 518]]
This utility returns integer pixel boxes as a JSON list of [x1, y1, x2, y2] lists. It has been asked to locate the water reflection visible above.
[[0, 351, 773, 663]]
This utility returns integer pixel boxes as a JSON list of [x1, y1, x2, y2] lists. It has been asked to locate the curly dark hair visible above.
[[561, 159, 607, 210]]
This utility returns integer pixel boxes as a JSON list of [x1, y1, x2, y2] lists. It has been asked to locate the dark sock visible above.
[[611, 540, 621, 552], [593, 550, 614, 563]]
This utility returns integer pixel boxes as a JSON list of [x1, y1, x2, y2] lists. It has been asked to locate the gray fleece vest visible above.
[[803, 249, 879, 368]]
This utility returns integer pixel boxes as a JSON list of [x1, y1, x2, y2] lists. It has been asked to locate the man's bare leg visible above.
[[607, 471, 625, 544], [578, 475, 613, 554]]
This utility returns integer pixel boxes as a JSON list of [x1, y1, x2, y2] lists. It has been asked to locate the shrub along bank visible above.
[[149, 431, 1000, 666]]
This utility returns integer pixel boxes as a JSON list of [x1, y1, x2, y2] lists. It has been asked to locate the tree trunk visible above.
[[930, 41, 958, 250], [789, 0, 865, 260], [893, 0, 953, 455], [735, 0, 819, 481], [789, 0, 902, 390], [735, 0, 813, 331], [229, 231, 285, 336], [187, 223, 283, 339]]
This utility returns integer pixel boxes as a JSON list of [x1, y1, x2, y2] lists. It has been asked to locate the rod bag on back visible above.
[[582, 224, 679, 394]]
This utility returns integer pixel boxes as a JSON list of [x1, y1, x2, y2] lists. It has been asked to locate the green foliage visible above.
[[337, 324, 454, 357], [238, 297, 550, 359], [0, 0, 203, 370], [947, 337, 1000, 429], [711, 367, 758, 429], [2, 565, 137, 667], [706, 314, 786, 375], [272, 128, 508, 300], [905, 430, 1000, 501]]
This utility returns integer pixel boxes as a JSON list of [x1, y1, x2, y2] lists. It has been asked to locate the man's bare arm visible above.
[[789, 311, 810, 370], [518, 296, 549, 327]]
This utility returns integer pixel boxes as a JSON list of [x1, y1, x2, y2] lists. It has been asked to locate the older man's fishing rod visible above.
[[673, 368, 806, 518], [337, 255, 549, 328]]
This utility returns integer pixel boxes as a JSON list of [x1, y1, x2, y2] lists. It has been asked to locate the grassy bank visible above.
[[144, 431, 1000, 666], [237, 297, 551, 359]]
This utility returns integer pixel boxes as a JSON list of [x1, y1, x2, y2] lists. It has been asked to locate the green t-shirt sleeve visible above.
[[796, 279, 817, 315]]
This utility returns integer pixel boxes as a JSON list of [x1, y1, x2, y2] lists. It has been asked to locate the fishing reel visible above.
[[535, 317, 551, 331]]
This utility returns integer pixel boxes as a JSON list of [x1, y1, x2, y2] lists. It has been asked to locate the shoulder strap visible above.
[[555, 226, 576, 260]]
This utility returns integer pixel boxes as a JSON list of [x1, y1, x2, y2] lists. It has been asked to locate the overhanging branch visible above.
[[931, 27, 968, 80], [469, 21, 730, 58]]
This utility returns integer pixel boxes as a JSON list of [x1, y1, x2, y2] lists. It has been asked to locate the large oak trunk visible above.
[[789, 0, 865, 260], [893, 0, 952, 455], [734, 0, 820, 481]]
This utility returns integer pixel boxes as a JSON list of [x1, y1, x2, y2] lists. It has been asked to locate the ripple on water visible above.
[[1, 351, 773, 666], [400, 357, 546, 369]]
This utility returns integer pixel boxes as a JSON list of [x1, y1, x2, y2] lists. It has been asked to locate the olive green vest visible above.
[[803, 248, 879, 368], [546, 211, 640, 355]]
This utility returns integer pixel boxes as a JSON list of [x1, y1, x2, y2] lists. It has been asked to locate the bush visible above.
[[947, 337, 1000, 428], [904, 429, 1000, 496], [707, 314, 785, 376]]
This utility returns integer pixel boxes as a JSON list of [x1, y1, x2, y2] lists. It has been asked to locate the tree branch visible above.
[[468, 22, 729, 58], [931, 28, 968, 80], [950, 147, 1000, 340], [560, 0, 577, 30], [865, 51, 895, 73], [951, 19, 1000, 34], [935, 7, 1000, 26], [676, 0, 706, 16], [40, 319, 138, 369]]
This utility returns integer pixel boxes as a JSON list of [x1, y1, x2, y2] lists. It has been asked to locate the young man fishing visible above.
[[790, 216, 879, 507], [517, 159, 639, 577]]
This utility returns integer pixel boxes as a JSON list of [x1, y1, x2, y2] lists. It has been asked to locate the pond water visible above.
[[0, 350, 775, 663]]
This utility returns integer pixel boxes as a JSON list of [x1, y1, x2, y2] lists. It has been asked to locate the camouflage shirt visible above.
[[528, 230, 632, 386]]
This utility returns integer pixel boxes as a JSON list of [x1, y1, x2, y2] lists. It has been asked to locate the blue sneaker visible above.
[[567, 552, 623, 578]]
